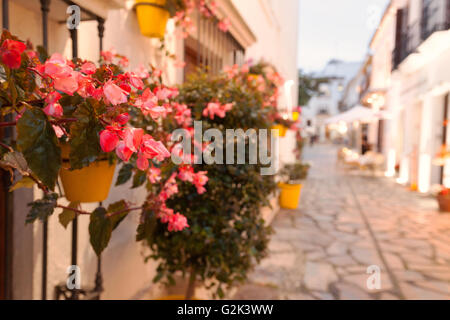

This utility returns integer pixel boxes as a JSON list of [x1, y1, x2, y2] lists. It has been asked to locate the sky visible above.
[[298, 0, 390, 73]]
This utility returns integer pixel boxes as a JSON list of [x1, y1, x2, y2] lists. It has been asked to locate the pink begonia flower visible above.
[[193, 171, 208, 194], [99, 130, 119, 153], [154, 87, 172, 101], [241, 63, 250, 74], [134, 65, 149, 79], [218, 18, 231, 32], [174, 103, 192, 126], [52, 125, 64, 138], [119, 56, 129, 68], [159, 173, 178, 201], [135, 88, 165, 119], [115, 113, 130, 125], [140, 135, 171, 162], [103, 80, 128, 105], [53, 71, 79, 95], [101, 49, 116, 64], [167, 213, 189, 232], [152, 69, 162, 78], [43, 53, 72, 78], [115, 141, 133, 162], [124, 127, 144, 153], [178, 166, 195, 183], [127, 72, 144, 90], [0, 39, 27, 69], [80, 62, 96, 75], [202, 102, 233, 119], [43, 91, 63, 117], [136, 154, 149, 171], [223, 64, 239, 79], [147, 166, 161, 184]]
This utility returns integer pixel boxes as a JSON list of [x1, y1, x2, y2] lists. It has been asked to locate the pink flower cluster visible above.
[[100, 127, 171, 171], [178, 166, 209, 194], [202, 102, 233, 119]]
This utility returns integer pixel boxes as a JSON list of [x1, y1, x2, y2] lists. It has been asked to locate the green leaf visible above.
[[9, 176, 35, 191], [0, 151, 31, 176], [89, 207, 112, 256], [26, 193, 58, 223], [17, 107, 61, 190], [58, 201, 80, 229], [69, 102, 103, 169], [136, 211, 157, 242], [132, 170, 146, 189], [107, 200, 129, 230], [116, 163, 133, 186]]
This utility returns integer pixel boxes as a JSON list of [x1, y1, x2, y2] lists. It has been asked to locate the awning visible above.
[[325, 105, 377, 124]]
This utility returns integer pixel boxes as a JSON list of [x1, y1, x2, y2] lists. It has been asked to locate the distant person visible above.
[[361, 135, 370, 155]]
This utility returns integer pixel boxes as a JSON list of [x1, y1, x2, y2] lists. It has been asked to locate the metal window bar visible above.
[[188, 8, 245, 76]]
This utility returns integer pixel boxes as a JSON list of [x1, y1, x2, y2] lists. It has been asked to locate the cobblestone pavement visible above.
[[234, 144, 450, 300]]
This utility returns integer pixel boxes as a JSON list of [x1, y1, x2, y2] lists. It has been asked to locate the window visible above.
[[184, 10, 245, 79]]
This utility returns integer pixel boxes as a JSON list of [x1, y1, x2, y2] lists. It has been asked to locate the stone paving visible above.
[[234, 144, 450, 300]]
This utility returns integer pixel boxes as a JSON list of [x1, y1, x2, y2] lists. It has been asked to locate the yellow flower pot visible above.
[[272, 124, 287, 137], [59, 145, 116, 203], [135, 0, 170, 38], [292, 111, 299, 121], [278, 183, 302, 209]]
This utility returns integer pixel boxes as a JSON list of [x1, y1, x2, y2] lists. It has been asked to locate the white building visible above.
[[366, 0, 450, 191], [0, 0, 299, 299], [302, 59, 360, 141]]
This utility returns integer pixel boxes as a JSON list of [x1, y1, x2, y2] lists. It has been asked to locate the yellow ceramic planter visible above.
[[135, 0, 170, 38], [59, 145, 116, 203], [292, 111, 299, 121], [278, 183, 302, 209], [272, 124, 287, 137]]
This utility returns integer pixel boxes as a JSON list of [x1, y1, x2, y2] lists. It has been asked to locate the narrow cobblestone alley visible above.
[[234, 145, 450, 300]]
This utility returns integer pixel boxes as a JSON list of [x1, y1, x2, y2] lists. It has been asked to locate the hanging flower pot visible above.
[[278, 182, 302, 209], [292, 111, 299, 121], [272, 124, 287, 137], [59, 145, 116, 203], [135, 0, 170, 38]]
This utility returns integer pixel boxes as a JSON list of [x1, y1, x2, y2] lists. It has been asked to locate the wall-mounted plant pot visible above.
[[135, 0, 170, 38], [272, 124, 287, 137], [437, 194, 450, 212], [59, 145, 116, 203], [292, 111, 299, 121], [278, 182, 302, 209]]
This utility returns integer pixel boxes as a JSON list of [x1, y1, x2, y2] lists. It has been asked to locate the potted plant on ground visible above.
[[278, 162, 310, 209], [436, 186, 450, 212], [140, 69, 276, 300]]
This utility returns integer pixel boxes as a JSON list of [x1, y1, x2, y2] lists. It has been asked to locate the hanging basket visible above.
[[278, 183, 302, 209], [135, 0, 170, 39], [272, 124, 287, 137], [292, 111, 299, 121], [59, 145, 116, 203]]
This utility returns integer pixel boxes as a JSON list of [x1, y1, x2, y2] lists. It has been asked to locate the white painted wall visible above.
[[4, 0, 300, 299]]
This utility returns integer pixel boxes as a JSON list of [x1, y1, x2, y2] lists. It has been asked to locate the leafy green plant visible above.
[[142, 70, 277, 299], [279, 162, 310, 184]]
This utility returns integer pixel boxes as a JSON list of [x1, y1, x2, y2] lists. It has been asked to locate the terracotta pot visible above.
[[437, 194, 450, 212]]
